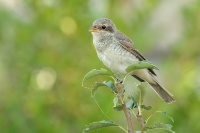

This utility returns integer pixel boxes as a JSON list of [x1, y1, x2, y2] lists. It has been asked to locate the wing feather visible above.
[[114, 31, 156, 76]]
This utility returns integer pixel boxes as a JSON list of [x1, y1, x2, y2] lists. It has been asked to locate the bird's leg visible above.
[[114, 74, 123, 83], [114, 74, 125, 93]]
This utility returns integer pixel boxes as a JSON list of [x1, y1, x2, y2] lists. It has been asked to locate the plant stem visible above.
[[137, 114, 145, 133], [116, 82, 134, 133], [137, 106, 145, 131]]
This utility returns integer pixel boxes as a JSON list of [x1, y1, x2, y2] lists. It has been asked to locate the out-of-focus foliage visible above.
[[0, 0, 199, 133]]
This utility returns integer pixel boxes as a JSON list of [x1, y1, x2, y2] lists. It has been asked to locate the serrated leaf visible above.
[[144, 122, 175, 133], [82, 69, 112, 86], [125, 61, 159, 73], [82, 120, 119, 133]]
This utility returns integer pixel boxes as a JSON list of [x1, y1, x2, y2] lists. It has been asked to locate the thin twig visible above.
[[116, 82, 134, 133]]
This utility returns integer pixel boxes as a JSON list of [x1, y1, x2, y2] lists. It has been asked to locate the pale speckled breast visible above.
[[96, 40, 139, 75], [96, 43, 156, 84], [92, 32, 156, 84]]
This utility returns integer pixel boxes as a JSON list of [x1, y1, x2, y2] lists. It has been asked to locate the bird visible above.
[[89, 18, 175, 103]]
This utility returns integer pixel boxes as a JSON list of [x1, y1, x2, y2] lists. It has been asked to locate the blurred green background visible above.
[[0, 0, 200, 133]]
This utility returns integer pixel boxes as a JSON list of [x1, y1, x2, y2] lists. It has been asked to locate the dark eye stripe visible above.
[[105, 26, 113, 32]]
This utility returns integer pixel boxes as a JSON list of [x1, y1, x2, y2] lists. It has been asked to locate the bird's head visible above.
[[89, 18, 117, 38]]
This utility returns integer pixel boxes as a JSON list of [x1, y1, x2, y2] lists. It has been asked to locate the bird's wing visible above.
[[114, 31, 156, 76]]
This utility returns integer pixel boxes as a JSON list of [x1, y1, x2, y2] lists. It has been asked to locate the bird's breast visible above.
[[95, 41, 139, 75]]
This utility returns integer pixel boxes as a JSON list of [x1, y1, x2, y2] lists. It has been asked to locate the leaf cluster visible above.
[[82, 61, 174, 133]]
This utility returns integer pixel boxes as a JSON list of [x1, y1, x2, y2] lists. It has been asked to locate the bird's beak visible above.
[[89, 26, 100, 32]]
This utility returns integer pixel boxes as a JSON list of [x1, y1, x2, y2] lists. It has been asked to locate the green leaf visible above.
[[132, 86, 140, 104], [146, 111, 174, 124], [126, 99, 135, 109], [113, 97, 123, 111], [125, 61, 159, 73], [130, 82, 149, 115], [137, 82, 148, 103], [113, 105, 123, 111], [132, 82, 147, 105], [91, 81, 117, 97], [161, 111, 174, 123], [113, 97, 118, 107], [127, 95, 138, 109], [82, 69, 112, 86], [113, 96, 138, 111], [91, 82, 106, 97], [144, 122, 175, 133], [141, 105, 152, 110], [82, 120, 119, 133], [103, 81, 118, 93]]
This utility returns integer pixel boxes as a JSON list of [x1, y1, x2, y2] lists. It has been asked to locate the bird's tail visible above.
[[149, 81, 175, 103]]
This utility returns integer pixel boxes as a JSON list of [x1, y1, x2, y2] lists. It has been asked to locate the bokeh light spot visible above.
[[35, 67, 57, 90], [60, 17, 77, 36]]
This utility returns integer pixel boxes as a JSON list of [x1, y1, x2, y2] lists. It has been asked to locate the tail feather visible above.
[[132, 70, 175, 103], [149, 82, 175, 103]]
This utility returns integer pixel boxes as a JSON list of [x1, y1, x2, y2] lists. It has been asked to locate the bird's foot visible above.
[[114, 74, 123, 83]]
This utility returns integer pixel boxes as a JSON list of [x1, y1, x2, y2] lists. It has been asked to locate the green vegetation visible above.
[[0, 0, 199, 133], [82, 62, 174, 133]]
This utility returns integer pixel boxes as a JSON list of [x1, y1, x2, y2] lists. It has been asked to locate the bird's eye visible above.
[[102, 25, 106, 29]]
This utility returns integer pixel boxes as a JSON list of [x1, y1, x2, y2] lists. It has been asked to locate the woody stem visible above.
[[116, 82, 134, 133]]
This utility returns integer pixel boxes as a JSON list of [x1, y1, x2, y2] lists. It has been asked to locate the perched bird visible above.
[[89, 18, 175, 103]]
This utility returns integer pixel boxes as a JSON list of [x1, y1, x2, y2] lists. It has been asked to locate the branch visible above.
[[116, 82, 134, 133], [137, 113, 145, 133]]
